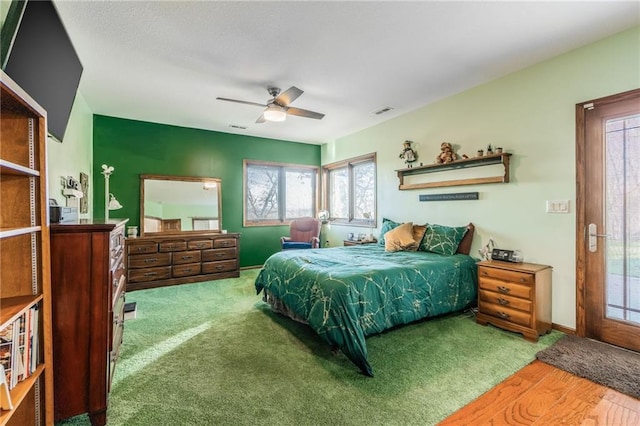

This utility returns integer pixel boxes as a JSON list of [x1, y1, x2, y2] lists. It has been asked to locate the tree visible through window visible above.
[[323, 153, 376, 226], [244, 160, 318, 226]]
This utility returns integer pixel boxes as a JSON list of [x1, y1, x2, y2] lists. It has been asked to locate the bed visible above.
[[255, 221, 478, 376]]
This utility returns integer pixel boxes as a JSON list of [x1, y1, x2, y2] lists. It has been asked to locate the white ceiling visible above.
[[54, 1, 639, 145]]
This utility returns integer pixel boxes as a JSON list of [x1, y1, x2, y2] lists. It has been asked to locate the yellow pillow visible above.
[[384, 222, 415, 252], [409, 224, 427, 251]]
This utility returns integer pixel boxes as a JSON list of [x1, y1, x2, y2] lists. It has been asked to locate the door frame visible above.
[[575, 88, 640, 337]]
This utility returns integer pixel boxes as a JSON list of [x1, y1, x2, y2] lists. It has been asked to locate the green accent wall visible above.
[[92, 115, 321, 267]]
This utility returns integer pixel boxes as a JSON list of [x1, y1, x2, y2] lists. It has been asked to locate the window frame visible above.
[[322, 153, 377, 228], [243, 159, 320, 227]]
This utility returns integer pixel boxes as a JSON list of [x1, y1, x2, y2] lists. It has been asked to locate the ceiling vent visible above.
[[373, 106, 394, 115], [229, 124, 248, 130]]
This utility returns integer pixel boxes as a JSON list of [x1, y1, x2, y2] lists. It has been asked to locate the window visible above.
[[244, 160, 319, 226], [323, 153, 376, 227]]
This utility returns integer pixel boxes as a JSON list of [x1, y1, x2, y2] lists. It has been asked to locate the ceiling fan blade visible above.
[[216, 97, 266, 108], [275, 86, 303, 106], [286, 107, 325, 120], [256, 113, 266, 124]]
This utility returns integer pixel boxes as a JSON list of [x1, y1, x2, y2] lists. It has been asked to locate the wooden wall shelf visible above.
[[396, 153, 512, 190]]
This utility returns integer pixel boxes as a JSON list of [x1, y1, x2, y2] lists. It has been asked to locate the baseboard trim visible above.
[[552, 323, 575, 335]]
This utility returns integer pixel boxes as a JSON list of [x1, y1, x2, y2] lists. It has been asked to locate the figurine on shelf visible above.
[[399, 140, 418, 168], [487, 144, 493, 155], [435, 142, 458, 164]]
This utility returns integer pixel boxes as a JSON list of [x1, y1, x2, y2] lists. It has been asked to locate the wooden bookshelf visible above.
[[0, 70, 54, 425], [395, 153, 512, 190]]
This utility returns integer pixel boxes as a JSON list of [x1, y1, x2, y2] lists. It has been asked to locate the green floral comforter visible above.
[[255, 245, 478, 376]]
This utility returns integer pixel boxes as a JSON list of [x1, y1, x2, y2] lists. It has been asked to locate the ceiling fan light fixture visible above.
[[263, 104, 286, 122]]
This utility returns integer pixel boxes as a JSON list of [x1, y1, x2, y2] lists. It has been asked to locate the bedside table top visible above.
[[344, 239, 378, 246], [477, 259, 552, 273]]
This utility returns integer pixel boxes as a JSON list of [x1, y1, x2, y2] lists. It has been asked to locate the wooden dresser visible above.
[[50, 219, 128, 426], [126, 232, 240, 291], [475, 260, 552, 342]]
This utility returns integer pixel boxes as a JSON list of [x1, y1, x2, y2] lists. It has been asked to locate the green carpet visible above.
[[57, 269, 562, 425]]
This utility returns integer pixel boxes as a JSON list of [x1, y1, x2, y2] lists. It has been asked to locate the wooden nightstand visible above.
[[475, 260, 552, 342], [343, 239, 378, 246]]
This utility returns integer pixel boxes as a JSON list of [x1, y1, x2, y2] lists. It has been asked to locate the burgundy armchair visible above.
[[281, 217, 321, 250]]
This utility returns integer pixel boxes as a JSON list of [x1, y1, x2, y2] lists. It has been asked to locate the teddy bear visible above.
[[435, 142, 458, 164]]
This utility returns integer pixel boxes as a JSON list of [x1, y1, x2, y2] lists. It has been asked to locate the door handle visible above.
[[588, 223, 610, 253]]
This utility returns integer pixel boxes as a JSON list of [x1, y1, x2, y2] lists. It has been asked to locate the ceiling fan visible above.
[[216, 86, 325, 123]]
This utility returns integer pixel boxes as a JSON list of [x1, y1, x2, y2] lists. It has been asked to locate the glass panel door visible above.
[[605, 114, 640, 325]]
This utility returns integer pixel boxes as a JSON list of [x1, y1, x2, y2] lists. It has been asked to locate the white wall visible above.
[[47, 91, 93, 219], [321, 26, 640, 330]]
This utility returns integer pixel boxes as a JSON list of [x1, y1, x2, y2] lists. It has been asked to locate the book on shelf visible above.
[[0, 324, 12, 389], [0, 364, 12, 411], [0, 304, 41, 392]]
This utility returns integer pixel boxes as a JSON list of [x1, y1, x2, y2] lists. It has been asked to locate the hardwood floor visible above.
[[439, 360, 640, 425]]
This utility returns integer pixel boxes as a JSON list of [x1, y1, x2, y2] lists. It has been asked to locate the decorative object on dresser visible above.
[[126, 233, 240, 291], [475, 260, 552, 342], [0, 70, 55, 425], [49, 219, 128, 426]]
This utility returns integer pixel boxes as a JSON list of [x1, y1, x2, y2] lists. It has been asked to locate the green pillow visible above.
[[419, 224, 468, 255], [378, 218, 401, 246]]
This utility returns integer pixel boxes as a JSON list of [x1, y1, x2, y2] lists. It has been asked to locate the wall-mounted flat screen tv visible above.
[[4, 0, 83, 142]]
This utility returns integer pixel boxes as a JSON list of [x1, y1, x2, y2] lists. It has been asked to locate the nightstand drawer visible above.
[[478, 266, 533, 285], [478, 301, 532, 328], [479, 289, 532, 312], [478, 278, 532, 299]]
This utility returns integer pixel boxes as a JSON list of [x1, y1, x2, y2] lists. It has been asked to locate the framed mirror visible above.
[[140, 174, 222, 236]]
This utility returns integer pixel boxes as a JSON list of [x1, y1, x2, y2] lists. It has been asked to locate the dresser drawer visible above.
[[111, 229, 125, 260], [128, 242, 158, 254], [188, 240, 213, 250], [128, 266, 172, 283], [111, 261, 126, 304], [202, 248, 236, 262], [479, 289, 532, 312], [478, 277, 532, 300], [159, 241, 188, 252], [111, 292, 125, 351], [128, 252, 172, 269], [173, 250, 202, 265], [173, 263, 201, 277], [213, 238, 236, 249], [478, 266, 533, 285], [202, 260, 237, 274], [478, 301, 532, 328]]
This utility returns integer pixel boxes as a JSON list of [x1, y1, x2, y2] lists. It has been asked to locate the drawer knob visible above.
[[497, 311, 511, 319], [181, 255, 193, 260], [520, 278, 526, 282], [497, 298, 510, 306], [144, 258, 158, 263], [144, 272, 157, 277], [497, 286, 511, 294]]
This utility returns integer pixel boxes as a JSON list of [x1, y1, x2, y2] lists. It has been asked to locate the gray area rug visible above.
[[536, 334, 640, 399]]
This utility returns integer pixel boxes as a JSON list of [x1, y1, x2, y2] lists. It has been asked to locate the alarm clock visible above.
[[491, 248, 522, 263]]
